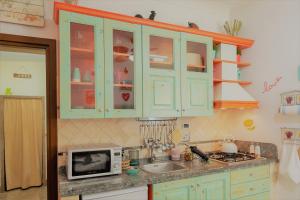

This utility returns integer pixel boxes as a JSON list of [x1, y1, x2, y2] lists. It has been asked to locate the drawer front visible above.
[[234, 192, 270, 200], [231, 179, 270, 199], [231, 165, 269, 184]]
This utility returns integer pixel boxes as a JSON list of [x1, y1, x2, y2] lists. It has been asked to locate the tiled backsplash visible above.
[[58, 110, 243, 152]]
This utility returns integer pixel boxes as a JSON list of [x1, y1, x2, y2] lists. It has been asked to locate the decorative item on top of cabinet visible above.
[[224, 19, 242, 36], [188, 22, 199, 29]]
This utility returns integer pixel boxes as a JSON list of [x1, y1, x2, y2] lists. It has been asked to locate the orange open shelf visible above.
[[54, 2, 254, 49], [214, 100, 259, 109], [213, 79, 252, 86], [213, 59, 251, 68]]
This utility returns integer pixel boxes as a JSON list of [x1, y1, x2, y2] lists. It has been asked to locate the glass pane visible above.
[[186, 41, 207, 72], [149, 36, 173, 70], [113, 30, 134, 109], [70, 22, 95, 109]]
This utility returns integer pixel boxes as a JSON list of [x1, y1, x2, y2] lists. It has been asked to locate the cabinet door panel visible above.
[[153, 179, 196, 200], [196, 172, 230, 200], [181, 33, 213, 117], [104, 19, 142, 118], [143, 26, 181, 117], [60, 11, 104, 119]]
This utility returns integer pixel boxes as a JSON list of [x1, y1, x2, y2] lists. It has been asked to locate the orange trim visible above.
[[214, 100, 259, 109], [213, 59, 251, 68], [213, 79, 252, 86], [54, 2, 254, 49]]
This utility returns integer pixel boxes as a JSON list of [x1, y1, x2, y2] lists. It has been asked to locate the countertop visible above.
[[59, 157, 275, 197]]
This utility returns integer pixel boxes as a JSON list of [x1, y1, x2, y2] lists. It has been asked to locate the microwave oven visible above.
[[67, 144, 122, 180]]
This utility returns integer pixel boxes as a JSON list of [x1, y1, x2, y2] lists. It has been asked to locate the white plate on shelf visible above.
[[150, 54, 168, 62]]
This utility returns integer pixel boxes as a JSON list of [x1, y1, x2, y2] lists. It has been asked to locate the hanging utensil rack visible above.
[[138, 118, 177, 151]]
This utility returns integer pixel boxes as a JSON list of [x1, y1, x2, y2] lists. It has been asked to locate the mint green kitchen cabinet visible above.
[[195, 172, 230, 200], [180, 33, 213, 116], [60, 12, 143, 119], [153, 172, 229, 200], [59, 11, 214, 119], [103, 19, 143, 118], [230, 165, 270, 200], [60, 11, 105, 119], [153, 178, 196, 200], [142, 26, 182, 118]]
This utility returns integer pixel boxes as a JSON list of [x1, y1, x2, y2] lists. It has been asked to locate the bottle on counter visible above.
[[249, 143, 255, 154], [255, 144, 261, 158]]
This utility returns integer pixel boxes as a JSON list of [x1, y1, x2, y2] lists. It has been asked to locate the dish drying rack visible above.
[[138, 118, 176, 151]]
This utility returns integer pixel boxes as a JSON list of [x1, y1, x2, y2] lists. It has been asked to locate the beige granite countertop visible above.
[[59, 157, 275, 197]]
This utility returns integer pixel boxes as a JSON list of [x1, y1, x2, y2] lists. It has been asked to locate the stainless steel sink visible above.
[[141, 162, 186, 174]]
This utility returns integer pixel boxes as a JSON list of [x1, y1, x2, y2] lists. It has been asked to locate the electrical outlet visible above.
[[181, 123, 190, 142]]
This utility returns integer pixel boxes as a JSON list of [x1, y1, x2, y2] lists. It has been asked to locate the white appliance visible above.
[[81, 186, 148, 200], [67, 143, 122, 180]]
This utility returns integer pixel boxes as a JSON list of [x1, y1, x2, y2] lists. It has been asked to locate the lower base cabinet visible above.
[[231, 165, 270, 200], [153, 164, 270, 200], [153, 172, 230, 200]]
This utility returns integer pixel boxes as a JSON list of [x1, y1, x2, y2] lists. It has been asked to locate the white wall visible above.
[[0, 51, 46, 96], [229, 1, 300, 199]]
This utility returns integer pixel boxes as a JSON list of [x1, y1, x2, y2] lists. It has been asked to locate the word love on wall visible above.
[[262, 76, 283, 94], [0, 0, 45, 27]]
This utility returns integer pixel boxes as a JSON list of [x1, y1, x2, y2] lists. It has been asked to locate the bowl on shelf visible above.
[[187, 52, 203, 67]]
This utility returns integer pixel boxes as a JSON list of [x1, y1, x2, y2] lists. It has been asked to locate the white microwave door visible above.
[[72, 150, 111, 177]]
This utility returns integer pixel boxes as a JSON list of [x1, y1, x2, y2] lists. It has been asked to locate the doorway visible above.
[[0, 34, 57, 200]]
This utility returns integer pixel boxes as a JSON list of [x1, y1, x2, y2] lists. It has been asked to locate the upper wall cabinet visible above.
[[104, 19, 142, 118], [142, 26, 181, 117], [180, 33, 213, 116], [60, 11, 105, 119], [60, 12, 142, 119], [58, 9, 214, 119]]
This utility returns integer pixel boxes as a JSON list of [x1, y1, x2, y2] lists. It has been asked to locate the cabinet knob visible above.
[[249, 187, 254, 191], [176, 109, 180, 112], [98, 109, 102, 112], [105, 108, 110, 112], [249, 173, 253, 176], [197, 184, 200, 187], [182, 109, 186, 112]]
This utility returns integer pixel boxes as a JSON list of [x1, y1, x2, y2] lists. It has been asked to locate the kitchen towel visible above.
[[287, 144, 300, 184], [279, 142, 293, 175]]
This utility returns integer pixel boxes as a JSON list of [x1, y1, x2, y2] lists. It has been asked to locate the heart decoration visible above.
[[121, 93, 130, 101]]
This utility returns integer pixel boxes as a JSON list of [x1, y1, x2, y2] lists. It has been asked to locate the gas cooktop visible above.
[[208, 152, 264, 165]]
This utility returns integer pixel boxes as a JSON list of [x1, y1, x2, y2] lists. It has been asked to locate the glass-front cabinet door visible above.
[[60, 11, 105, 118], [142, 26, 181, 117], [180, 33, 213, 116], [104, 19, 142, 118]]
